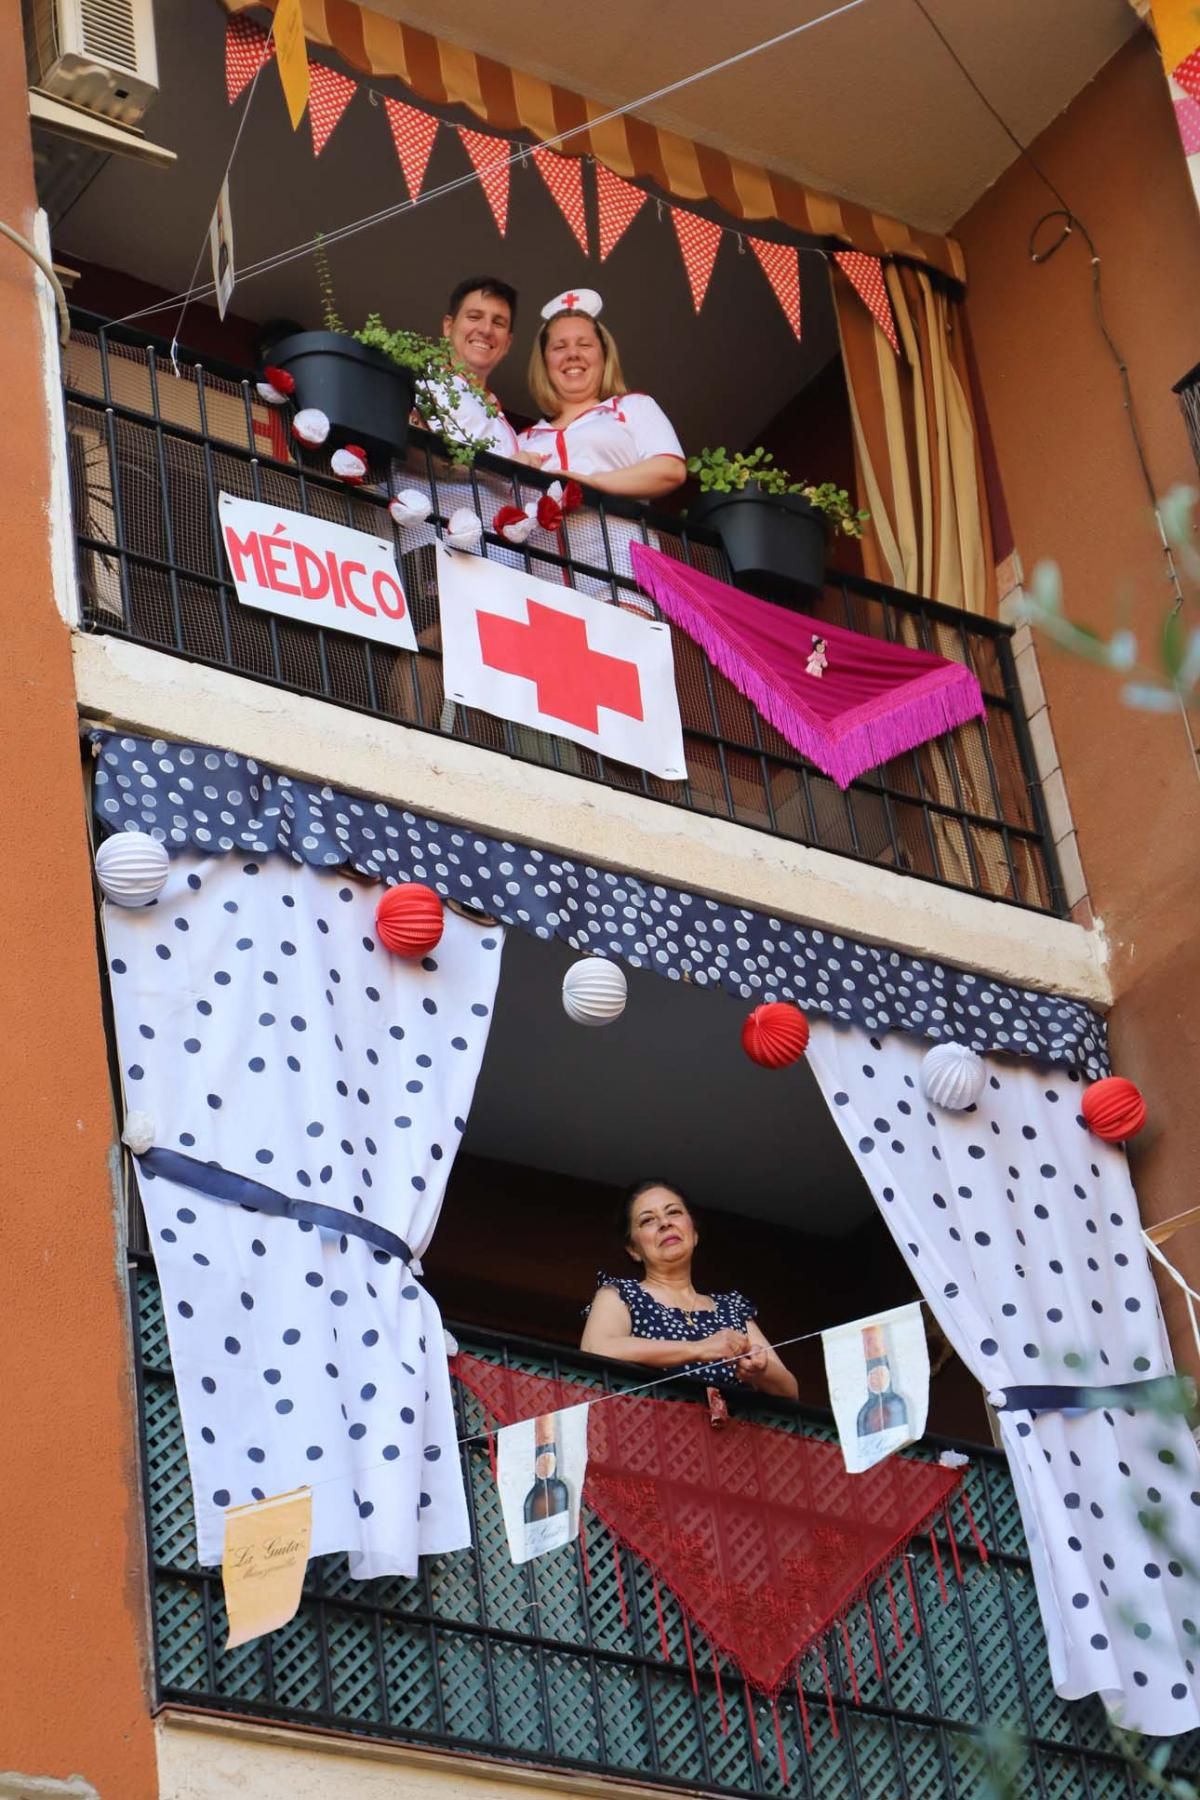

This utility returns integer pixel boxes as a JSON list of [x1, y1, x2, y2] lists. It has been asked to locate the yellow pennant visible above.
[[222, 1487, 313, 1648], [273, 0, 311, 130], [1151, 0, 1200, 74]]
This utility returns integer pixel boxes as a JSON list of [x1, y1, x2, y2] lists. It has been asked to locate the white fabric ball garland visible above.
[[920, 1041, 986, 1111], [95, 831, 170, 907]]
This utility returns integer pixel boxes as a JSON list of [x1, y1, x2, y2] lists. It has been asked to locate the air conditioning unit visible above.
[[26, 0, 159, 127]]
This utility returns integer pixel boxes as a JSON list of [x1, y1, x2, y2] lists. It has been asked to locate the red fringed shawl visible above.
[[456, 1354, 969, 1698]]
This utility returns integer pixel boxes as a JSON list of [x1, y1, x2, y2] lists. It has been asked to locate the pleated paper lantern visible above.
[[920, 1042, 985, 1111], [95, 831, 170, 907], [375, 883, 444, 957], [1081, 1076, 1147, 1142], [741, 1002, 810, 1069], [562, 956, 627, 1027]]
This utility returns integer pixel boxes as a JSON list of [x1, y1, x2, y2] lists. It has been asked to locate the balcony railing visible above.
[[65, 313, 1065, 915], [131, 1258, 1200, 1797]]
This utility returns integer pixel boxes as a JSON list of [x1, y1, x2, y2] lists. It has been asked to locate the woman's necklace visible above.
[[643, 1280, 704, 1328]]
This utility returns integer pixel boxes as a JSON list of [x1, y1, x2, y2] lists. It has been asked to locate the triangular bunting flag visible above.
[[1175, 44, 1200, 106], [670, 208, 722, 312], [307, 61, 357, 156], [833, 251, 899, 354], [383, 97, 439, 201], [532, 147, 589, 254], [748, 238, 802, 340], [1174, 86, 1200, 156], [225, 15, 274, 105], [594, 163, 647, 261], [458, 127, 511, 235]]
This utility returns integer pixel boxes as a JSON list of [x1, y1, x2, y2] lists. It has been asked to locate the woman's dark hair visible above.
[[619, 1179, 693, 1245]]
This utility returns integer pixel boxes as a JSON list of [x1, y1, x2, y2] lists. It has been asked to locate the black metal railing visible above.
[[132, 1256, 1200, 1797], [65, 312, 1064, 914]]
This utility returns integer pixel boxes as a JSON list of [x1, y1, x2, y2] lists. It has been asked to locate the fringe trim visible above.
[[631, 542, 985, 791]]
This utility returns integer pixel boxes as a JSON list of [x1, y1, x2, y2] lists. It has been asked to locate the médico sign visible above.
[[218, 492, 417, 653]]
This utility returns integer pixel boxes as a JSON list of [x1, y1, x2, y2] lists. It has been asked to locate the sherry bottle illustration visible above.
[[522, 1413, 572, 1557], [856, 1324, 909, 1438]]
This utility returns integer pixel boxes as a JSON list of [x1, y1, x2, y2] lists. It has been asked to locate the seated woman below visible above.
[[581, 1179, 799, 1399]]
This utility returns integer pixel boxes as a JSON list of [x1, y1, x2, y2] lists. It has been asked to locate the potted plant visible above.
[[266, 239, 500, 463], [686, 446, 868, 606]]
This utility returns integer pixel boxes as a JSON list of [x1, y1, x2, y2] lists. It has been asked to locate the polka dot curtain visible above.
[[104, 849, 504, 1579], [90, 733, 1109, 1080], [805, 1020, 1200, 1736]]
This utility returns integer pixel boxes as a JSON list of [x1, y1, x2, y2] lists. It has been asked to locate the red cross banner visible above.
[[437, 547, 686, 781]]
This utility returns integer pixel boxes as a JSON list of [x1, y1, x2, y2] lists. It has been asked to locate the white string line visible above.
[[167, 23, 278, 366], [232, 1297, 934, 1509], [109, 0, 871, 332]]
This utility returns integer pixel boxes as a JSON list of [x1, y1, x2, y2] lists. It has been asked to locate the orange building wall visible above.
[[956, 31, 1200, 1375], [0, 10, 157, 1794]]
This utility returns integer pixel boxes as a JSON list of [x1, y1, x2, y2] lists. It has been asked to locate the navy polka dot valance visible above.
[[90, 731, 1108, 1079]]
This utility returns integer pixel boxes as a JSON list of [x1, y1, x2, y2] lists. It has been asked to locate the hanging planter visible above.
[[686, 449, 867, 610], [268, 331, 416, 460]]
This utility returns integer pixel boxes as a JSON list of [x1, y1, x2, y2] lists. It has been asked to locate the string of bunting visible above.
[[221, 12, 897, 348]]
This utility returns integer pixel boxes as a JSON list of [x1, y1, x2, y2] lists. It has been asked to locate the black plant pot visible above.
[[268, 331, 416, 459], [690, 483, 828, 607]]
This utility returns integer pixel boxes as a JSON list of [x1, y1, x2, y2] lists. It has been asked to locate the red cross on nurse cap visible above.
[[540, 287, 603, 321]]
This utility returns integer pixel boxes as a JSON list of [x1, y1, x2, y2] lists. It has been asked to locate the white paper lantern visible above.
[[562, 956, 627, 1027], [95, 831, 169, 907], [920, 1041, 986, 1112]]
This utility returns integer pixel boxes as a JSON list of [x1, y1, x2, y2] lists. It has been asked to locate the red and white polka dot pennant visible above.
[[670, 207, 723, 313], [833, 251, 899, 354], [307, 61, 357, 157], [225, 15, 274, 105], [747, 237, 801, 340], [458, 127, 511, 236], [594, 163, 647, 262], [531, 147, 589, 255], [383, 98, 439, 201]]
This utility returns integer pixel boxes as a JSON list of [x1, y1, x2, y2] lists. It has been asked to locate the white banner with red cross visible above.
[[437, 546, 686, 781]]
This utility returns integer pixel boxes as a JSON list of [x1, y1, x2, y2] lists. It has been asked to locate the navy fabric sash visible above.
[[993, 1375, 1186, 1416], [138, 1146, 415, 1267]]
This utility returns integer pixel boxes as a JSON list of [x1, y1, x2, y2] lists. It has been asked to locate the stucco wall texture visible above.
[[0, 9, 156, 1797], [956, 31, 1200, 1376]]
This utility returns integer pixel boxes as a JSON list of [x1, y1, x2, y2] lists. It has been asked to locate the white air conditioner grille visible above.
[[79, 0, 139, 73]]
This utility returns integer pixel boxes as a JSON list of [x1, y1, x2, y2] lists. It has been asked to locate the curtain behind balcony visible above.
[[805, 1019, 1200, 1738]]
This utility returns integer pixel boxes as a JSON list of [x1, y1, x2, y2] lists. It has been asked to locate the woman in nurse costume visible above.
[[517, 291, 687, 612]]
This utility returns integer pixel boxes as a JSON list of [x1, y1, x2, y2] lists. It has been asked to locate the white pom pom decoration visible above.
[[388, 489, 432, 528], [255, 381, 289, 405], [292, 407, 330, 447], [444, 507, 483, 552], [95, 831, 170, 907], [330, 444, 368, 483], [122, 1111, 156, 1155], [498, 501, 539, 545], [920, 1041, 986, 1112], [562, 956, 627, 1027]]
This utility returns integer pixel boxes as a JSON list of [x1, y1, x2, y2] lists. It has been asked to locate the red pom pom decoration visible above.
[[375, 883, 444, 958], [741, 1002, 810, 1069], [262, 365, 295, 397], [1081, 1075, 1147, 1142]]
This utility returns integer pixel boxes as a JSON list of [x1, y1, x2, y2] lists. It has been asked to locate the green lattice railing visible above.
[[134, 1262, 1197, 1796]]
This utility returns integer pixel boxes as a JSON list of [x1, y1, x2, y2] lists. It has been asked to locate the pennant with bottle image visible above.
[[384, 97, 440, 200], [496, 1402, 590, 1563], [595, 162, 647, 261], [458, 127, 512, 235], [821, 1301, 928, 1474]]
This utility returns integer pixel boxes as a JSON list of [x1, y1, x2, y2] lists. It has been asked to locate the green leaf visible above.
[[1163, 608, 1187, 678]]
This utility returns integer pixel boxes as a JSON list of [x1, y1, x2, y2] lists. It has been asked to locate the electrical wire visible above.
[[912, 0, 1200, 785], [106, 0, 872, 332]]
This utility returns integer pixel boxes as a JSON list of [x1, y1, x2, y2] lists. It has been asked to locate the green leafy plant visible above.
[[686, 445, 869, 538], [312, 235, 498, 464]]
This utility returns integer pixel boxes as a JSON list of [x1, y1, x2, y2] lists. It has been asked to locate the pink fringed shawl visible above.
[[630, 544, 986, 789]]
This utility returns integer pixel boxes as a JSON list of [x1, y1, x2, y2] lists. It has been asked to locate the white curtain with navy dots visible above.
[[805, 1021, 1200, 1736], [105, 849, 504, 1580]]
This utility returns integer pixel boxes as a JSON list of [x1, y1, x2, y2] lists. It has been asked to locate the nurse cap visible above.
[[540, 288, 603, 321]]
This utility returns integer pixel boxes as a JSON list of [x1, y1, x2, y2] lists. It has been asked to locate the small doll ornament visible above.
[[805, 634, 828, 679]]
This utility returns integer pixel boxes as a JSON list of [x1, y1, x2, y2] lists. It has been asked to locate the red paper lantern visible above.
[[741, 1002, 810, 1069], [1081, 1075, 1147, 1142], [376, 883, 444, 957]]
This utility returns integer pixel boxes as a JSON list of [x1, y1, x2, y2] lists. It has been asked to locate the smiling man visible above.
[[425, 275, 520, 459]]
